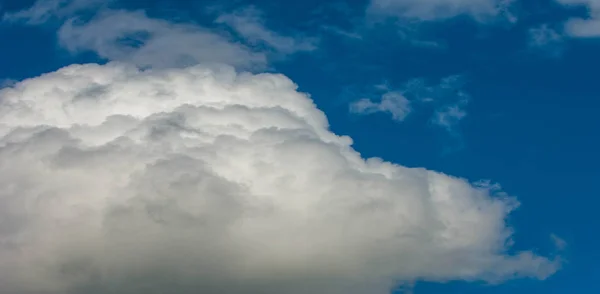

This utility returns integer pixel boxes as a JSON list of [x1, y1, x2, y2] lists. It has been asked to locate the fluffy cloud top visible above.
[[0, 62, 559, 294]]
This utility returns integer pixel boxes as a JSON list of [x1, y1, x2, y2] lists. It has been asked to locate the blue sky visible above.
[[0, 0, 598, 293]]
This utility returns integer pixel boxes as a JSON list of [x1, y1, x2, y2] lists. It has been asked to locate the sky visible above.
[[0, 0, 598, 293]]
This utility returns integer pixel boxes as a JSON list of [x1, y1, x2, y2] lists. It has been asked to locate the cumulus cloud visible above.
[[0, 0, 562, 292], [215, 6, 318, 55], [367, 0, 515, 21], [350, 91, 412, 121], [0, 62, 560, 294]]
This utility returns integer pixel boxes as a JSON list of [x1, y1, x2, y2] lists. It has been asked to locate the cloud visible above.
[[350, 91, 412, 121], [57, 9, 266, 69], [413, 75, 470, 133], [528, 24, 565, 56], [350, 76, 470, 132], [348, 76, 469, 154], [551, 234, 568, 251], [5, 1, 312, 69], [367, 0, 515, 21], [320, 25, 364, 39], [2, 0, 105, 24], [556, 0, 600, 37], [215, 6, 318, 55], [0, 62, 560, 294], [433, 99, 468, 130]]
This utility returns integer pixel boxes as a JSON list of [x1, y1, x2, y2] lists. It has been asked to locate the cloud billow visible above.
[[0, 62, 560, 294]]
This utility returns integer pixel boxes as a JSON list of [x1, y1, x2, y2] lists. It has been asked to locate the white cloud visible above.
[[57, 9, 267, 69], [350, 91, 412, 121], [5, 1, 312, 70], [556, 0, 600, 37], [0, 0, 562, 292], [367, 0, 514, 21], [0, 62, 560, 294], [351, 76, 470, 134], [215, 6, 318, 55]]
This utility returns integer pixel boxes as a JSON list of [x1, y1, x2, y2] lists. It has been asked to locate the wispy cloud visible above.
[[427, 75, 471, 132], [57, 9, 266, 69], [367, 0, 516, 22], [216, 6, 318, 56], [4, 1, 314, 70], [551, 234, 568, 251], [528, 24, 565, 57], [349, 75, 470, 133], [348, 75, 470, 153], [2, 0, 107, 24], [320, 25, 363, 39], [432, 98, 469, 130]]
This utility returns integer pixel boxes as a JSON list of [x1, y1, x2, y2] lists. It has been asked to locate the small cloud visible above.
[[551, 234, 568, 251], [349, 75, 470, 131], [321, 25, 363, 39], [349, 75, 470, 153], [350, 91, 411, 121], [403, 75, 470, 133], [528, 24, 565, 57], [433, 99, 469, 131], [2, 0, 107, 24]]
